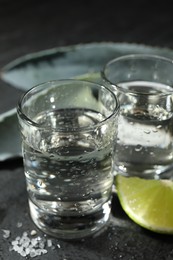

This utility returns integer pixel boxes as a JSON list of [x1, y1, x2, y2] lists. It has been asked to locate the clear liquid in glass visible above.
[[114, 81, 173, 179], [23, 108, 114, 239]]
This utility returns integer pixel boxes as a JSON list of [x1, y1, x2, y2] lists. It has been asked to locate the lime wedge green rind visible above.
[[116, 175, 173, 234]]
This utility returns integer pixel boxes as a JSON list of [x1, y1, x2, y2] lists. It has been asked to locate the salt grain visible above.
[[2, 229, 11, 239], [11, 240, 18, 246], [47, 239, 52, 247], [30, 249, 37, 258], [31, 238, 38, 246], [16, 222, 23, 228], [57, 243, 61, 248], [23, 231, 28, 237], [39, 240, 46, 249], [30, 229, 37, 236]]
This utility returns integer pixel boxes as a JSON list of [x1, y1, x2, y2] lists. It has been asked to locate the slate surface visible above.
[[1, 164, 173, 260]]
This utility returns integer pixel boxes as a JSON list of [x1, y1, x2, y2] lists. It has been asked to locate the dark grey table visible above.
[[1, 1, 173, 259]]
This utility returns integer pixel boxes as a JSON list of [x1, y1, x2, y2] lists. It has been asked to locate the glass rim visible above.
[[17, 79, 120, 132], [101, 53, 173, 96]]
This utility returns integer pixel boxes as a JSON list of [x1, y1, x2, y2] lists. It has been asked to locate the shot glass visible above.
[[17, 79, 119, 239], [102, 54, 173, 180]]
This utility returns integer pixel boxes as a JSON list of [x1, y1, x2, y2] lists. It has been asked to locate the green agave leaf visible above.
[[2, 42, 173, 91], [1, 42, 173, 161], [0, 109, 21, 160]]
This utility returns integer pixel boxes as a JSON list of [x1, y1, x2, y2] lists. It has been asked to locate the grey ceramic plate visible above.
[[1, 42, 173, 161]]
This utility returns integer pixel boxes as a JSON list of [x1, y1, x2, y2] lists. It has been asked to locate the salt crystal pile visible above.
[[9, 231, 49, 258]]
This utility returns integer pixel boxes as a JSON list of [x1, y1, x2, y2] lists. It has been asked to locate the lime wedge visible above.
[[116, 175, 173, 234]]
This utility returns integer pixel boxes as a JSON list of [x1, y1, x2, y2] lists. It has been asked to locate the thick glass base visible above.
[[28, 199, 111, 240]]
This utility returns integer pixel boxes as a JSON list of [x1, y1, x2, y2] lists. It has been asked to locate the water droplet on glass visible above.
[[117, 138, 120, 144], [144, 130, 150, 134], [49, 174, 55, 179], [37, 180, 42, 188], [135, 144, 142, 152], [69, 160, 74, 164], [156, 125, 162, 129], [82, 192, 91, 197]]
